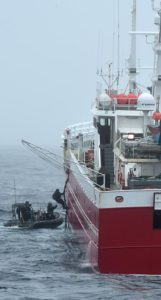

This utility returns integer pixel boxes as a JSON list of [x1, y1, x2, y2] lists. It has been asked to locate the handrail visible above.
[[64, 121, 95, 138]]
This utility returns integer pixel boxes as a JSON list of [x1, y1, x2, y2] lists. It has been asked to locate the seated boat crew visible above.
[[47, 202, 57, 219], [17, 201, 34, 223], [4, 201, 63, 229]]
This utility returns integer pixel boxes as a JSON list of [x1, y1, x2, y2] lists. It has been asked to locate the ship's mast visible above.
[[152, 1, 161, 111], [128, 0, 136, 91]]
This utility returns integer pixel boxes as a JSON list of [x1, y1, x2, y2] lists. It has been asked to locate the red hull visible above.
[[66, 172, 161, 274], [99, 208, 161, 274]]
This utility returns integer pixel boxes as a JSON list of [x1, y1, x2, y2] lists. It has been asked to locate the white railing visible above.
[[66, 121, 95, 139]]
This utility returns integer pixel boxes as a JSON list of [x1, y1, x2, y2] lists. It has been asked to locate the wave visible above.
[[0, 209, 10, 214]]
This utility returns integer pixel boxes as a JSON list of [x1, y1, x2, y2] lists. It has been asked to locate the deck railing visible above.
[[65, 121, 95, 139]]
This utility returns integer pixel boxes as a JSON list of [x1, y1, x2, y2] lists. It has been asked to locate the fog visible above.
[[0, 0, 156, 147]]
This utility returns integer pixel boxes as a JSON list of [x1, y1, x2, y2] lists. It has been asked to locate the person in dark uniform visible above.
[[17, 201, 32, 222], [52, 189, 68, 209], [16, 206, 21, 220], [47, 202, 55, 219], [24, 201, 32, 220]]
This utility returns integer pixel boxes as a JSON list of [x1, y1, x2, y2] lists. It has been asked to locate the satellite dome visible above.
[[99, 91, 112, 103], [138, 93, 155, 105], [98, 91, 113, 110], [137, 93, 155, 111]]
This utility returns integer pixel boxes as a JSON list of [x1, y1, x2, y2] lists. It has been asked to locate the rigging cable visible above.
[[21, 140, 104, 190]]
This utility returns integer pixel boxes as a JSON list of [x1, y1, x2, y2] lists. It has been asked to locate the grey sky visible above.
[[0, 0, 155, 147]]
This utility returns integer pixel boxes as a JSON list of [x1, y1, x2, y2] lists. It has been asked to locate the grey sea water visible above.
[[0, 146, 161, 300]]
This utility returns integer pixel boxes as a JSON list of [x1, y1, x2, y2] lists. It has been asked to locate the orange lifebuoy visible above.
[[153, 112, 161, 121]]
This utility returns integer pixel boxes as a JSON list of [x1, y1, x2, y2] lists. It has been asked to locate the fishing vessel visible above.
[[63, 0, 161, 274]]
